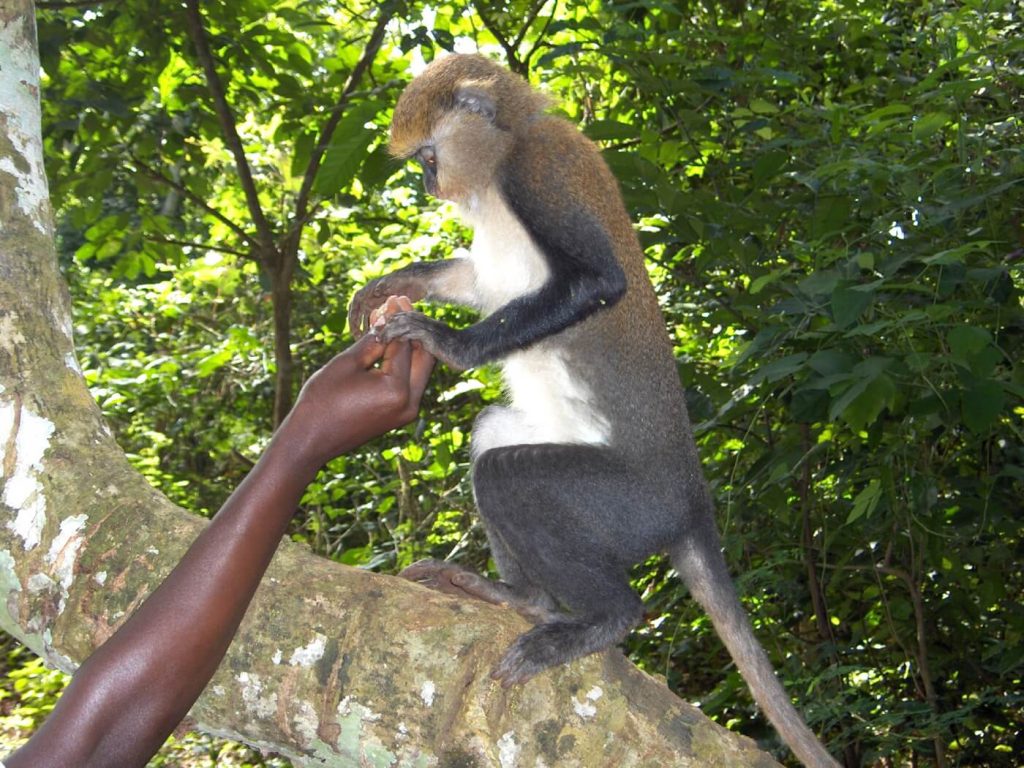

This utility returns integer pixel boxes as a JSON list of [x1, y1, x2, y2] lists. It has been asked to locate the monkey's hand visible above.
[[377, 311, 469, 371], [348, 275, 428, 337]]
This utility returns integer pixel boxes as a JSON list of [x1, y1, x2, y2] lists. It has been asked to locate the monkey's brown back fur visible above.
[[514, 114, 688, 454]]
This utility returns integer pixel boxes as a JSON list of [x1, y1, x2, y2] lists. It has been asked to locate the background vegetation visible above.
[[2, 0, 1021, 765]]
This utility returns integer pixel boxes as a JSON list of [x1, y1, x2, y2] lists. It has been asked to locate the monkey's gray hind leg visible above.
[[473, 443, 660, 684]]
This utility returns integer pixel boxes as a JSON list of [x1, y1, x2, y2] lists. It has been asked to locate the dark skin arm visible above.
[[6, 297, 433, 768]]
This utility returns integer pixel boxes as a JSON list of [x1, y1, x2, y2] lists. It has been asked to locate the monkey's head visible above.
[[390, 54, 551, 203]]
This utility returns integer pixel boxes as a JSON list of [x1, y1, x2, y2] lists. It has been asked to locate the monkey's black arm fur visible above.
[[377, 198, 626, 370], [454, 149, 631, 360]]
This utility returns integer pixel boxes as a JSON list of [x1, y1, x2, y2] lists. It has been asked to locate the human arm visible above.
[[6, 299, 433, 768]]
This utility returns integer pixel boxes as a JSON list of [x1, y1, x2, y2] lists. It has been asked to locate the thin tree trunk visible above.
[[271, 271, 294, 427]]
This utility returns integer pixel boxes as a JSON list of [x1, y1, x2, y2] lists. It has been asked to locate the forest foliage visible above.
[[3, 0, 1022, 765]]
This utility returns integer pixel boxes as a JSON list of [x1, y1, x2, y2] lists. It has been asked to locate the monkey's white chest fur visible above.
[[459, 191, 611, 456], [460, 189, 549, 314]]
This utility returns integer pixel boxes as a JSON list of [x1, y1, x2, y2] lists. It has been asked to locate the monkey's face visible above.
[[390, 54, 551, 203], [409, 112, 512, 204]]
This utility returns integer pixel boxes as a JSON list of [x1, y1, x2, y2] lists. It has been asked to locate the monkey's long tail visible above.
[[670, 538, 841, 768]]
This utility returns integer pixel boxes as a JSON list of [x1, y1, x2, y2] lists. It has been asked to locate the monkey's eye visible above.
[[418, 146, 437, 168]]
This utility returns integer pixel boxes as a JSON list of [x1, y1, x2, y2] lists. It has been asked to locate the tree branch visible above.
[[182, 0, 277, 254], [143, 235, 250, 259], [875, 565, 947, 768], [130, 155, 258, 249], [512, 0, 548, 52], [826, 561, 946, 766], [290, 4, 395, 235], [476, 0, 556, 77], [474, 4, 524, 74], [36, 0, 120, 8], [522, 1, 560, 72]]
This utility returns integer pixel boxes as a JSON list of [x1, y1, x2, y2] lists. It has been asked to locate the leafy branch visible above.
[[182, 0, 277, 259], [473, 0, 553, 75], [130, 155, 258, 251], [291, 3, 395, 238]]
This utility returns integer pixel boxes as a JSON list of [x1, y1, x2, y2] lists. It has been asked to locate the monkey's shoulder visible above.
[[500, 117, 637, 250], [504, 117, 608, 194]]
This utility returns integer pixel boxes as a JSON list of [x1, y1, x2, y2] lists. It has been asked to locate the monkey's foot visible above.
[[491, 621, 583, 687], [400, 559, 551, 622], [492, 613, 637, 687]]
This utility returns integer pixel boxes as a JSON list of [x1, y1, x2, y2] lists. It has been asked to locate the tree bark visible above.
[[0, 4, 780, 765], [270, 264, 296, 427]]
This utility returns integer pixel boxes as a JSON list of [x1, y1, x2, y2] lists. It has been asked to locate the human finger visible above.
[[407, 342, 435, 398], [349, 329, 386, 369], [371, 295, 414, 327], [379, 333, 413, 381]]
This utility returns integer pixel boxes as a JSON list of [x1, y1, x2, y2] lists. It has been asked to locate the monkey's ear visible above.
[[454, 85, 496, 123]]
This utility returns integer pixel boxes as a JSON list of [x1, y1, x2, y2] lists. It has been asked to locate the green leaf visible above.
[[961, 379, 1005, 432], [848, 479, 882, 524], [750, 353, 808, 385], [338, 545, 372, 566], [790, 387, 829, 422], [810, 195, 852, 239], [753, 149, 788, 188], [290, 131, 316, 179], [749, 266, 790, 295], [968, 345, 1003, 378], [358, 143, 401, 191], [831, 285, 874, 329], [923, 241, 995, 265], [95, 239, 123, 262], [947, 325, 992, 360], [749, 98, 779, 115], [195, 349, 233, 378], [840, 373, 896, 429], [157, 51, 194, 111], [313, 100, 385, 196], [862, 103, 913, 135], [315, 130, 376, 196], [585, 120, 637, 141], [912, 112, 951, 141], [799, 270, 841, 296], [827, 358, 895, 427], [808, 349, 856, 376], [862, 103, 912, 123]]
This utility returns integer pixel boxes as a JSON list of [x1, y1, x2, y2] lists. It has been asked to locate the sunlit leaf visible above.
[[847, 479, 882, 524], [912, 112, 951, 141], [313, 100, 386, 196]]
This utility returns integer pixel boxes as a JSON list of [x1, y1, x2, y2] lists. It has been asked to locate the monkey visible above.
[[348, 54, 840, 768]]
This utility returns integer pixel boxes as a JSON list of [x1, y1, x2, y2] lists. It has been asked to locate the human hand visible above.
[[279, 296, 435, 469]]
